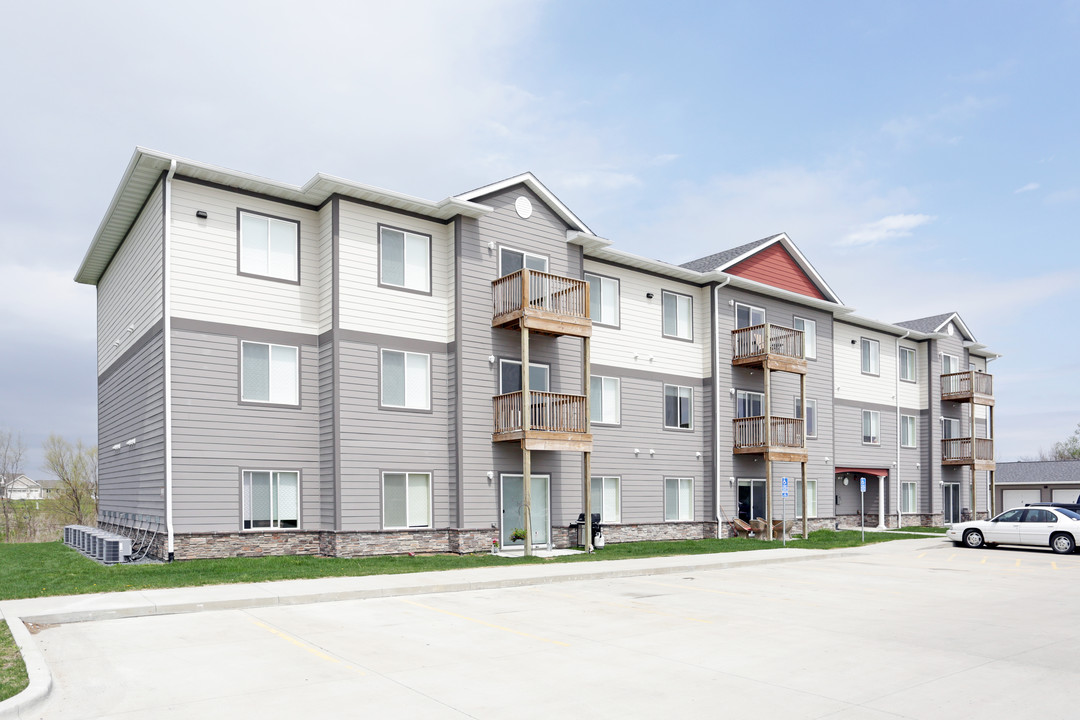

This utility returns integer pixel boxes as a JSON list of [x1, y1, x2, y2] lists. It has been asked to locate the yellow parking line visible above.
[[251, 620, 365, 675], [948, 554, 957, 561], [1015, 559, 1022, 567], [916, 552, 926, 559], [980, 557, 987, 564], [400, 598, 569, 647], [1052, 561, 1058, 570]]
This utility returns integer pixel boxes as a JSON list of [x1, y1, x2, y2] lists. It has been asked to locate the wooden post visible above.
[[521, 321, 532, 557], [583, 332, 592, 552], [970, 400, 976, 519], [763, 335, 773, 540], [800, 373, 808, 539], [989, 405, 996, 516]]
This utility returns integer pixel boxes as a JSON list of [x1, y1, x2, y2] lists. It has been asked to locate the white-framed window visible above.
[[793, 317, 816, 359], [382, 472, 432, 529], [664, 477, 693, 521], [662, 290, 693, 340], [242, 470, 299, 529], [901, 415, 917, 448], [735, 302, 765, 329], [590, 476, 621, 523], [381, 349, 430, 409], [590, 375, 621, 425], [942, 353, 960, 375], [499, 246, 547, 276], [241, 342, 299, 405], [794, 479, 818, 518], [942, 417, 961, 439], [664, 384, 693, 429], [584, 272, 620, 326], [379, 225, 431, 293], [795, 397, 817, 438], [499, 359, 550, 394], [862, 410, 880, 445], [861, 338, 880, 375], [737, 390, 764, 418], [239, 211, 299, 282], [899, 346, 917, 382], [901, 481, 917, 513]]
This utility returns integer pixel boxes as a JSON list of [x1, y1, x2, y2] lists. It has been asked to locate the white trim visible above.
[[497, 245, 548, 277], [664, 384, 694, 429], [380, 349, 432, 410], [664, 476, 694, 521], [381, 471, 434, 530], [241, 341, 300, 405], [456, 172, 592, 234], [711, 233, 842, 305], [735, 302, 765, 329], [499, 358, 551, 394], [164, 159, 175, 557]]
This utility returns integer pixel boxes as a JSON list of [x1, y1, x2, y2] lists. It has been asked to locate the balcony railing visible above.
[[493, 391, 589, 435], [732, 324, 805, 372], [733, 416, 805, 451], [941, 370, 994, 403], [942, 437, 995, 465], [492, 269, 590, 336]]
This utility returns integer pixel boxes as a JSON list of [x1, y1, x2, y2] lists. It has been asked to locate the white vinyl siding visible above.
[[241, 342, 298, 405], [795, 479, 818, 518], [585, 272, 620, 326], [899, 346, 916, 382], [381, 350, 430, 410], [665, 477, 693, 521], [382, 472, 432, 528], [590, 376, 621, 425], [901, 415, 917, 448], [242, 470, 299, 529], [901, 482, 917, 513], [662, 291, 693, 340], [379, 226, 430, 292], [590, 477, 621, 523], [793, 317, 816, 359], [861, 338, 880, 375], [664, 384, 693, 429], [862, 410, 880, 445], [239, 211, 299, 282], [834, 323, 906, 407]]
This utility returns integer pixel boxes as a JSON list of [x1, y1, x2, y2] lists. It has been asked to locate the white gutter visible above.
[[896, 330, 909, 529], [164, 159, 176, 560], [713, 275, 731, 537]]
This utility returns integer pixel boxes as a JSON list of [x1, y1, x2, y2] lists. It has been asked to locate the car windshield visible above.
[[994, 509, 1025, 523], [1056, 508, 1080, 521]]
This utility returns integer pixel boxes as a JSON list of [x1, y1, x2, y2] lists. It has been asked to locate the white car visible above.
[[946, 506, 1080, 554]]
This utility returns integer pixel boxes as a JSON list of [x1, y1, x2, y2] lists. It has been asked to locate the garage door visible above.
[[1052, 488, 1080, 503], [1002, 489, 1041, 509]]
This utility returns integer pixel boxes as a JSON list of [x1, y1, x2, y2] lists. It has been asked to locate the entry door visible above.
[[943, 483, 961, 524], [737, 479, 766, 522], [501, 474, 551, 548]]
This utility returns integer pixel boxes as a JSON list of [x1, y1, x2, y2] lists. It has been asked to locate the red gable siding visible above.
[[725, 243, 826, 300]]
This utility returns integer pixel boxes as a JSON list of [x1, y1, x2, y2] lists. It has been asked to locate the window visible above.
[[590, 476, 621, 523], [499, 360, 550, 394], [735, 303, 765, 329], [379, 226, 430, 293], [901, 415, 917, 448], [242, 470, 298, 529], [499, 247, 547, 276], [795, 397, 817, 438], [662, 291, 693, 340], [899, 346, 916, 382], [737, 390, 764, 418], [241, 342, 298, 405], [862, 410, 880, 445], [664, 384, 693, 429], [383, 472, 432, 528], [585, 272, 620, 326], [942, 417, 961, 439], [861, 338, 880, 375], [942, 353, 960, 375], [665, 477, 693, 521], [901, 482, 917, 513], [590, 376, 621, 425], [793, 317, 816, 359], [239, 211, 299, 282], [381, 350, 430, 409], [794, 479, 818, 518]]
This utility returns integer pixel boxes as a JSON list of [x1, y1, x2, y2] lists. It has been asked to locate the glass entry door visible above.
[[501, 474, 550, 548], [737, 479, 766, 522], [943, 483, 961, 524]]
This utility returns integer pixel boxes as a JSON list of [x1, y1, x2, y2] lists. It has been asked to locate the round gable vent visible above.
[[515, 196, 533, 219]]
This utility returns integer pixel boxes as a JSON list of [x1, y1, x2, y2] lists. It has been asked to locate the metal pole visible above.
[[521, 311, 532, 558], [860, 476, 865, 542]]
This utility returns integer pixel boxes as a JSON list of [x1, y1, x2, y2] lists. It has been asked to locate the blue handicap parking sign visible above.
[[860, 477, 866, 492]]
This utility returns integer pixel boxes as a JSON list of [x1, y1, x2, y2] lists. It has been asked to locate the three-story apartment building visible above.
[[77, 149, 999, 560]]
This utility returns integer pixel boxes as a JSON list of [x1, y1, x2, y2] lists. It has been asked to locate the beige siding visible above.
[[337, 200, 452, 342], [98, 181, 164, 374], [584, 259, 710, 379], [833, 322, 898, 406], [170, 180, 321, 333]]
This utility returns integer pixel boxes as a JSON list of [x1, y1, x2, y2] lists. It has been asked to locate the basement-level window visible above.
[[243, 470, 299, 529]]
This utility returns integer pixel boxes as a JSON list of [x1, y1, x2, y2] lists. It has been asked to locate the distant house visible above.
[[994, 459, 1080, 509], [0, 474, 45, 500]]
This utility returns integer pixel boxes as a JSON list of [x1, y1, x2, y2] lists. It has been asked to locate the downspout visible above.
[[896, 330, 909, 530], [713, 275, 731, 537], [164, 159, 176, 561]]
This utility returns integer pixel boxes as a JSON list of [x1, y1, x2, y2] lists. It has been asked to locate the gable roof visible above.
[[679, 235, 779, 273], [0, 474, 39, 489], [454, 172, 593, 235], [895, 312, 975, 341], [996, 459, 1080, 485]]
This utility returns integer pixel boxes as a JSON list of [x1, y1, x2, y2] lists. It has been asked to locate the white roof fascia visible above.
[[714, 232, 843, 305], [456, 172, 593, 235], [837, 313, 935, 340], [934, 312, 975, 342]]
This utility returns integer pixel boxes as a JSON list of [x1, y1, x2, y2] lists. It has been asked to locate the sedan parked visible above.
[[946, 506, 1080, 554]]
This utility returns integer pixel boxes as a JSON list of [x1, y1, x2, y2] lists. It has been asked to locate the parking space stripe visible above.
[[400, 598, 570, 647], [251, 619, 366, 675]]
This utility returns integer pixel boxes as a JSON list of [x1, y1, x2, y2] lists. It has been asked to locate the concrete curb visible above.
[[0, 611, 51, 720]]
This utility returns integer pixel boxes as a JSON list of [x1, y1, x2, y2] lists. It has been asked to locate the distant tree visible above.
[[43, 436, 97, 526], [0, 430, 27, 542], [1039, 423, 1080, 461]]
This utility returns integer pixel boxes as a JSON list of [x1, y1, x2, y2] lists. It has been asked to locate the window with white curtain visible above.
[[585, 272, 620, 326], [381, 349, 430, 409], [795, 397, 817, 438], [241, 342, 298, 405], [794, 479, 818, 518], [861, 338, 880, 375], [590, 476, 621, 523], [901, 481, 917, 513], [862, 410, 880, 445], [239, 211, 299, 282], [901, 415, 917, 448], [900, 346, 917, 382], [590, 376, 620, 425], [662, 291, 693, 340], [793, 317, 816, 359], [665, 477, 693, 521], [242, 470, 299, 529], [380, 226, 431, 292], [383, 472, 432, 528]]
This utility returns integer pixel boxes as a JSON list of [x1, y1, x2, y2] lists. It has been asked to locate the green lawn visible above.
[[0, 619, 29, 702], [899, 526, 947, 534]]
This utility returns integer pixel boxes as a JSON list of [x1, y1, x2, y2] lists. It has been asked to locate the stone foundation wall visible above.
[[173, 531, 324, 560], [583, 521, 718, 545]]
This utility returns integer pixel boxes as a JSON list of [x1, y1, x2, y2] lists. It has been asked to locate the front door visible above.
[[737, 479, 766, 523], [501, 474, 551, 549], [943, 483, 961, 524]]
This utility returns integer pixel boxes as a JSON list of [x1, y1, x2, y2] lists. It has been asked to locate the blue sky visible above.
[[1, 0, 1077, 474]]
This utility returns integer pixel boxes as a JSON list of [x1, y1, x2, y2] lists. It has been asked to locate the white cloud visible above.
[[1014, 182, 1040, 194], [840, 213, 935, 246]]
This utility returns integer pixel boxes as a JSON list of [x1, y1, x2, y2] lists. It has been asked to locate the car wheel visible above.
[[963, 529, 984, 548], [1050, 533, 1075, 554]]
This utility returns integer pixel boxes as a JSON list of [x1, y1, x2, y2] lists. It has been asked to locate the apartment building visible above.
[[76, 149, 998, 560]]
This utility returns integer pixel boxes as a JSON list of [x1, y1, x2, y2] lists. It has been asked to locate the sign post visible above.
[[860, 476, 866, 542], [781, 477, 789, 547]]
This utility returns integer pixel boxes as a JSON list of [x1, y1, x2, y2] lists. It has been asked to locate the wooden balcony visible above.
[[732, 324, 806, 374], [733, 416, 807, 462], [492, 269, 592, 338], [942, 437, 995, 470], [492, 391, 593, 452], [941, 370, 994, 406]]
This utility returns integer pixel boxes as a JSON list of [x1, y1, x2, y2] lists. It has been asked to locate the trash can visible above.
[[575, 512, 602, 547]]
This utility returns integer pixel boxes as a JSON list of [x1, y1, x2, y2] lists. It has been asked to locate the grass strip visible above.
[[898, 526, 947, 534], [0, 619, 29, 702]]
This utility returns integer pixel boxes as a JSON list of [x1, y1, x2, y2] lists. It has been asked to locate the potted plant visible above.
[[490, 538, 499, 554], [510, 527, 527, 542]]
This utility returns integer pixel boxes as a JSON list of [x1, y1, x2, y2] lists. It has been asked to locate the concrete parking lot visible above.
[[17, 538, 1080, 719]]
